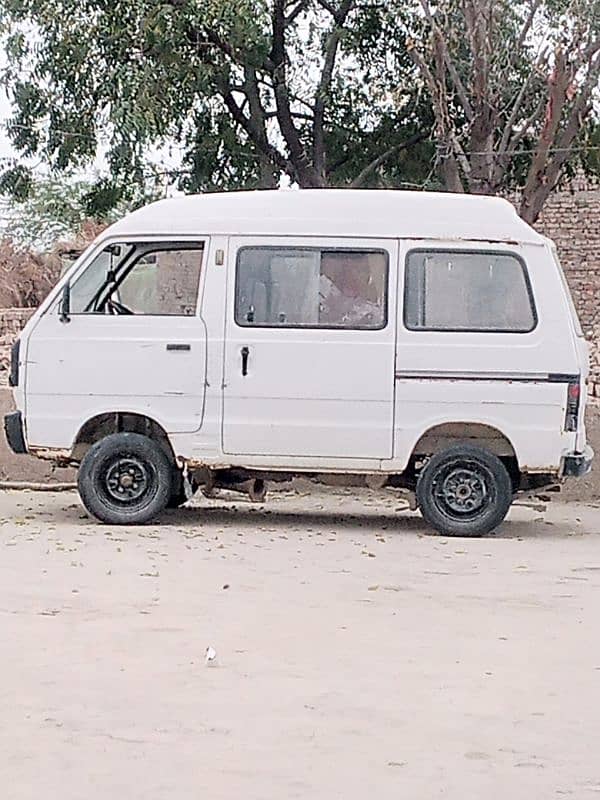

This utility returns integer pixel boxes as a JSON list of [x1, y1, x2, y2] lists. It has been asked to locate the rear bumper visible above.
[[562, 445, 594, 478], [3, 411, 27, 455]]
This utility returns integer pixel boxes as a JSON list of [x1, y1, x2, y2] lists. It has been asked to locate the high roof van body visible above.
[[4, 190, 593, 535]]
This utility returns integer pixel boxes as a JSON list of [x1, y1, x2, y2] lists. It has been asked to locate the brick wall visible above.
[[531, 179, 600, 397], [0, 308, 34, 383]]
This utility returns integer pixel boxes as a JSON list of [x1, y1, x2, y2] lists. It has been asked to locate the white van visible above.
[[4, 190, 593, 536]]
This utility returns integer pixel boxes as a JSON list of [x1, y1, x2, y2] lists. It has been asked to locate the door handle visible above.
[[241, 346, 250, 376], [166, 343, 191, 351]]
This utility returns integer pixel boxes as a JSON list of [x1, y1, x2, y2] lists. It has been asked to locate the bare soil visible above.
[[2, 488, 600, 798]]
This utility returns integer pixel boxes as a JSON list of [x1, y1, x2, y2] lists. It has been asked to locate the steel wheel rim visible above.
[[431, 458, 495, 522], [100, 453, 158, 509]]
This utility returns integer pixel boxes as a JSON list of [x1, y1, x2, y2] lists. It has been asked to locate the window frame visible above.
[[234, 244, 390, 331], [69, 240, 206, 317], [403, 247, 538, 334]]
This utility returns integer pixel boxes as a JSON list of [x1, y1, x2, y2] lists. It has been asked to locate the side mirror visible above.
[[59, 283, 71, 324]]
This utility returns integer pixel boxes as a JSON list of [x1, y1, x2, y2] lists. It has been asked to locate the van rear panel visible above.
[[394, 240, 584, 473]]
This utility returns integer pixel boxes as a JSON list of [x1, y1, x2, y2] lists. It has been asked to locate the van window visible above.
[[551, 248, 584, 337], [404, 250, 536, 332], [70, 247, 116, 314], [235, 247, 387, 329], [116, 248, 203, 315], [69, 242, 204, 316]]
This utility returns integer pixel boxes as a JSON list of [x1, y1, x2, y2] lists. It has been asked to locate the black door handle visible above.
[[166, 343, 191, 351], [241, 346, 250, 376]]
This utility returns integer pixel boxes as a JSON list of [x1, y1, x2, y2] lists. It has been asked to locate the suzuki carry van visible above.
[[4, 190, 593, 536]]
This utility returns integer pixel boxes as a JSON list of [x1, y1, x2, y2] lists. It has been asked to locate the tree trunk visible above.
[[257, 155, 280, 189], [439, 151, 464, 193]]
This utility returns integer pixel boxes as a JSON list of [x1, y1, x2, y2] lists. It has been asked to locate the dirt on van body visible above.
[[2, 386, 600, 501]]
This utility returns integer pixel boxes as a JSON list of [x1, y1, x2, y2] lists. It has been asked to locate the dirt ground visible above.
[[2, 485, 600, 799]]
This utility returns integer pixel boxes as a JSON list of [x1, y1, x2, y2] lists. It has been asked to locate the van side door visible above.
[[222, 237, 398, 463], [24, 239, 208, 448]]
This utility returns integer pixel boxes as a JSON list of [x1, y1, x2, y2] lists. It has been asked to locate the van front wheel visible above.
[[416, 445, 512, 537], [78, 432, 172, 524]]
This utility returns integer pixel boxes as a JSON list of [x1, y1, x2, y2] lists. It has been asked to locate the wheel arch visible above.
[[410, 421, 518, 461], [71, 411, 176, 464], [405, 420, 521, 490]]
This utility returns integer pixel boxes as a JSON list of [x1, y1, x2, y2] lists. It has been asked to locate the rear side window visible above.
[[235, 247, 388, 330], [404, 250, 536, 332], [551, 248, 583, 337]]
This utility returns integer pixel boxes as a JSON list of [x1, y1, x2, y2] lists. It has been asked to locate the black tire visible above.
[[78, 432, 173, 524], [416, 444, 513, 537], [167, 470, 199, 509]]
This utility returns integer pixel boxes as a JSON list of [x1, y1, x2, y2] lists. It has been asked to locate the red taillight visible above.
[[565, 380, 581, 432]]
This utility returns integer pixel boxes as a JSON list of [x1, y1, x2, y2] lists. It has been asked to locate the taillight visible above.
[[565, 380, 581, 432], [8, 339, 20, 387]]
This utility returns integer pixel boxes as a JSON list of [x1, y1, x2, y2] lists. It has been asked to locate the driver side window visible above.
[[69, 242, 204, 316]]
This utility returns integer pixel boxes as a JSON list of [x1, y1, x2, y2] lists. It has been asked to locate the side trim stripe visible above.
[[394, 372, 579, 383]]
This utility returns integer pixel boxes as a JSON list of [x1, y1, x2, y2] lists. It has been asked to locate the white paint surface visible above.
[[12, 190, 590, 475]]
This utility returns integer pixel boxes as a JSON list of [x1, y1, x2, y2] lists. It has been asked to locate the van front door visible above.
[[25, 240, 208, 447], [222, 238, 397, 461]]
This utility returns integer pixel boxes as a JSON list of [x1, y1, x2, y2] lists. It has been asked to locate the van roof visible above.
[[104, 189, 545, 245]]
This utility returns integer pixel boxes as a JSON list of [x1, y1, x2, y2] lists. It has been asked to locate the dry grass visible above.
[[0, 219, 106, 308]]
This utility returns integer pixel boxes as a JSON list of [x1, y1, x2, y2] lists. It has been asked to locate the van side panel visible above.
[[394, 380, 573, 471], [394, 241, 580, 472], [22, 237, 211, 450]]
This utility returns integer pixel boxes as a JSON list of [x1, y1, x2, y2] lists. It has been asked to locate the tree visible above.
[[2, 1, 597, 222], [394, 0, 600, 222], [0, 0, 433, 200], [1, 174, 153, 249]]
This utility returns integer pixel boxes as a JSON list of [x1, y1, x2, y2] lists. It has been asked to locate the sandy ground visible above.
[[2, 485, 600, 799]]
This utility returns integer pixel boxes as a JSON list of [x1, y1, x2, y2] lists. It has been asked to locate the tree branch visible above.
[[285, 0, 311, 25], [203, 27, 239, 63], [220, 85, 290, 176], [420, 0, 474, 122], [350, 132, 428, 187], [520, 46, 600, 222], [313, 0, 354, 179], [515, 0, 544, 56], [315, 0, 346, 23], [507, 96, 546, 151], [269, 0, 317, 185]]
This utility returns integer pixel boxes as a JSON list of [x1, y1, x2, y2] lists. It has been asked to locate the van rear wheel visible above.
[[416, 444, 512, 537], [78, 432, 172, 524]]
